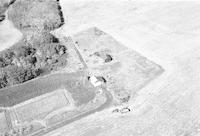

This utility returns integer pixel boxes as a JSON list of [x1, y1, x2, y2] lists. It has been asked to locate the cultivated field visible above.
[[0, 72, 95, 107], [14, 89, 69, 122], [41, 88, 110, 135], [0, 111, 8, 133], [0, 71, 101, 135]]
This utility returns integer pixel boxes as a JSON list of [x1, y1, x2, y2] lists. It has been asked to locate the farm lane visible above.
[[31, 89, 113, 136]]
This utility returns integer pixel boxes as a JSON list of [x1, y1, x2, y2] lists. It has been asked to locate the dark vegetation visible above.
[[0, 0, 67, 88], [93, 51, 113, 63], [0, 15, 5, 21], [7, 0, 64, 31], [96, 76, 107, 83]]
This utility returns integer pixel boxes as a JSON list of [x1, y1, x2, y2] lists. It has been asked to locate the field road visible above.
[[30, 89, 113, 136]]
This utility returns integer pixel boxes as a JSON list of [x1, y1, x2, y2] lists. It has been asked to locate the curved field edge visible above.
[[30, 90, 112, 136], [0, 72, 95, 107], [0, 71, 112, 135]]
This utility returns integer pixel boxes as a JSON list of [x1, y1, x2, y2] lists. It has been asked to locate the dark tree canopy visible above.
[[14, 46, 36, 58], [0, 0, 68, 89], [3, 65, 41, 86], [0, 37, 68, 88]]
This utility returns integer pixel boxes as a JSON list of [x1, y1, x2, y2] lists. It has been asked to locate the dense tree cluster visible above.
[[0, 34, 67, 88], [0, 0, 68, 89], [0, 66, 41, 86], [7, 0, 64, 31]]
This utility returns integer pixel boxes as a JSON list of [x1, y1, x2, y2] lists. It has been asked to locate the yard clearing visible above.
[[72, 27, 163, 104]]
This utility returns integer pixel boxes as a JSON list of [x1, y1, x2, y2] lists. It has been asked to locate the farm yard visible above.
[[72, 27, 128, 68], [72, 27, 163, 104]]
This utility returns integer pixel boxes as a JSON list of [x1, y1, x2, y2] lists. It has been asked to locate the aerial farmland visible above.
[[2, 0, 199, 136], [0, 24, 162, 136], [0, 0, 163, 135]]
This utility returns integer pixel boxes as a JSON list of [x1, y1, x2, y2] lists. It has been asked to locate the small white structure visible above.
[[98, 88, 103, 94], [90, 76, 102, 87]]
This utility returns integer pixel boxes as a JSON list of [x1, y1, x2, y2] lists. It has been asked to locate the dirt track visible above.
[[31, 89, 113, 136]]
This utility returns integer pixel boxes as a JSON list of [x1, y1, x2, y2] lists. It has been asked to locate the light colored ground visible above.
[[14, 89, 70, 122], [0, 18, 22, 51], [0, 111, 8, 133], [48, 0, 200, 136]]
